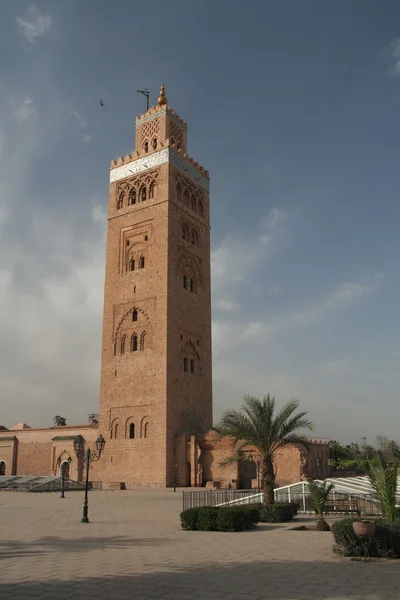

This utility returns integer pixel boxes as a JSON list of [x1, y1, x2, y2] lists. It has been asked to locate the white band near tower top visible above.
[[109, 148, 209, 192]]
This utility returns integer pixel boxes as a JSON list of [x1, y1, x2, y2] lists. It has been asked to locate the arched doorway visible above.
[[0, 461, 6, 476], [186, 462, 191, 487], [60, 461, 70, 479], [239, 458, 257, 489]]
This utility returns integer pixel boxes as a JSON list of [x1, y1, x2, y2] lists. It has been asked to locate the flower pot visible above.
[[352, 520, 376, 538]]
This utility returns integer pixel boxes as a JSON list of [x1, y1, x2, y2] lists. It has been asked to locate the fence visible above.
[[182, 488, 386, 516]]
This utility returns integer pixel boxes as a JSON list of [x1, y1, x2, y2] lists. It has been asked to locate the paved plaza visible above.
[[0, 489, 399, 600]]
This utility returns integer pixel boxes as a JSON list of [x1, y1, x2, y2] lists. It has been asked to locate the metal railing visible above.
[[182, 489, 257, 511]]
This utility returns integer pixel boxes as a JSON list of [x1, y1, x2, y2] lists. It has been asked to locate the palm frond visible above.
[[368, 457, 398, 521], [308, 479, 334, 517]]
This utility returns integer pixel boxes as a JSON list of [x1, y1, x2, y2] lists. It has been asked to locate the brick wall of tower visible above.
[[165, 164, 212, 486], [99, 154, 171, 488]]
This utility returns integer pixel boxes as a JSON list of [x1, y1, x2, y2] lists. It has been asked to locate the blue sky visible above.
[[1, 1, 400, 443]]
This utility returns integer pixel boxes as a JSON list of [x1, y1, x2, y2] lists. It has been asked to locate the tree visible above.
[[367, 455, 399, 522], [215, 394, 314, 504], [307, 479, 334, 531], [53, 415, 67, 427]]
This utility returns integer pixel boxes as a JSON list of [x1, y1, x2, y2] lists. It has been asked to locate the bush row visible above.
[[255, 502, 299, 523], [180, 506, 260, 531], [332, 518, 400, 558]]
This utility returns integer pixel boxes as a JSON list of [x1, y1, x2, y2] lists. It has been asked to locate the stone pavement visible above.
[[0, 489, 399, 600]]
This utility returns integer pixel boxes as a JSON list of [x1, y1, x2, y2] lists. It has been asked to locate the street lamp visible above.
[[59, 456, 72, 499], [173, 463, 177, 492], [73, 434, 105, 523]]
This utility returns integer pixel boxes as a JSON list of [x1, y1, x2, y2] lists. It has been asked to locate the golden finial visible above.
[[158, 83, 167, 106]]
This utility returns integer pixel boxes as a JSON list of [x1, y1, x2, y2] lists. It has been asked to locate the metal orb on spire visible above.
[[158, 83, 167, 106]]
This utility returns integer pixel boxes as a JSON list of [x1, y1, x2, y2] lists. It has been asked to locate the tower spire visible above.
[[158, 83, 167, 106]]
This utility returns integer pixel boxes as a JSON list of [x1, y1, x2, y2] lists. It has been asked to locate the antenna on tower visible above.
[[137, 88, 150, 111]]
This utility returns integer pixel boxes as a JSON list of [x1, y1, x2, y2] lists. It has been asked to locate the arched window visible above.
[[143, 140, 149, 153], [130, 334, 138, 352], [128, 258, 135, 272], [0, 461, 6, 476], [183, 357, 188, 372], [191, 230, 198, 246], [176, 183, 182, 202], [198, 200, 204, 218], [121, 335, 127, 355], [140, 256, 145, 269], [129, 189, 136, 205], [152, 138, 157, 150], [184, 189, 190, 206], [191, 195, 197, 212], [149, 182, 155, 199], [182, 224, 189, 240], [183, 275, 188, 290], [141, 186, 147, 201], [117, 194, 124, 210], [132, 310, 138, 322], [190, 278, 194, 293], [144, 422, 149, 438], [140, 332, 146, 351], [171, 136, 175, 146], [113, 342, 117, 356], [129, 423, 135, 439], [190, 359, 195, 374], [114, 423, 119, 439]]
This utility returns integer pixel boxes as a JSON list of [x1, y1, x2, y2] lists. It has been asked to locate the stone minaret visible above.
[[99, 85, 212, 487]]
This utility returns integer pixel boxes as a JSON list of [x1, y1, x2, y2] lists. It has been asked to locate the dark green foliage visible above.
[[332, 518, 400, 558], [180, 506, 260, 531], [254, 502, 299, 523]]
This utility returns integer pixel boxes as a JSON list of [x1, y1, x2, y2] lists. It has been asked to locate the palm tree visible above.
[[368, 456, 399, 522], [308, 479, 334, 531], [215, 394, 314, 504]]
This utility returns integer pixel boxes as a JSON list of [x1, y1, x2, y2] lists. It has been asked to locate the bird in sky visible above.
[[100, 99, 104, 107]]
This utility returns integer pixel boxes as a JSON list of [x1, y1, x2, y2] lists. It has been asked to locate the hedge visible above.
[[254, 502, 299, 523], [180, 506, 260, 531], [332, 518, 400, 558]]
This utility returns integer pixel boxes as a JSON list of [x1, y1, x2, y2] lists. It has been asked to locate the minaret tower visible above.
[[99, 85, 212, 487]]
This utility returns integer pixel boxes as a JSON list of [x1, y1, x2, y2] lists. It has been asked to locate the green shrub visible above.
[[180, 506, 260, 531], [255, 502, 299, 523], [332, 518, 400, 558]]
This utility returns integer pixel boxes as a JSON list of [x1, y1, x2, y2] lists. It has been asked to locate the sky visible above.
[[1, 1, 400, 443]]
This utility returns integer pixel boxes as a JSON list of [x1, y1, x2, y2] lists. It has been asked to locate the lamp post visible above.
[[173, 463, 177, 492], [73, 435, 105, 523]]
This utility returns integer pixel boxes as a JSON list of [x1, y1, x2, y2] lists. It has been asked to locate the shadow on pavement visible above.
[[0, 559, 398, 599]]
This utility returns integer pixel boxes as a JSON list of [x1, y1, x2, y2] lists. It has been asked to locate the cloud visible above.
[[211, 207, 286, 309], [14, 98, 36, 123], [212, 274, 383, 357], [16, 5, 52, 43], [386, 38, 400, 77], [73, 111, 92, 144]]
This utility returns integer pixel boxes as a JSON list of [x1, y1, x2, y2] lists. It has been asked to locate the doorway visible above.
[[0, 461, 5, 476]]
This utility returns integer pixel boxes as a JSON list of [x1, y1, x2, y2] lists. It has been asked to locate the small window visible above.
[[183, 357, 188, 372], [143, 141, 149, 153], [184, 189, 190, 206], [121, 335, 126, 355], [141, 186, 147, 201], [180, 334, 183, 341], [129, 189, 136, 205], [144, 235, 148, 241], [129, 423, 135, 439], [152, 138, 157, 150], [140, 332, 146, 351], [177, 183, 182, 202], [190, 278, 194, 293], [144, 422, 149, 438], [134, 285, 136, 294], [132, 310, 138, 322], [149, 183, 155, 199], [114, 424, 119, 439], [197, 339, 199, 346], [131, 334, 138, 352], [183, 275, 188, 290], [182, 225, 186, 240], [140, 256, 145, 269], [191, 195, 197, 212], [114, 343, 117, 355], [117, 194, 124, 210], [128, 258, 135, 272], [198, 200, 204, 218], [191, 230, 198, 246], [190, 359, 195, 374]]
